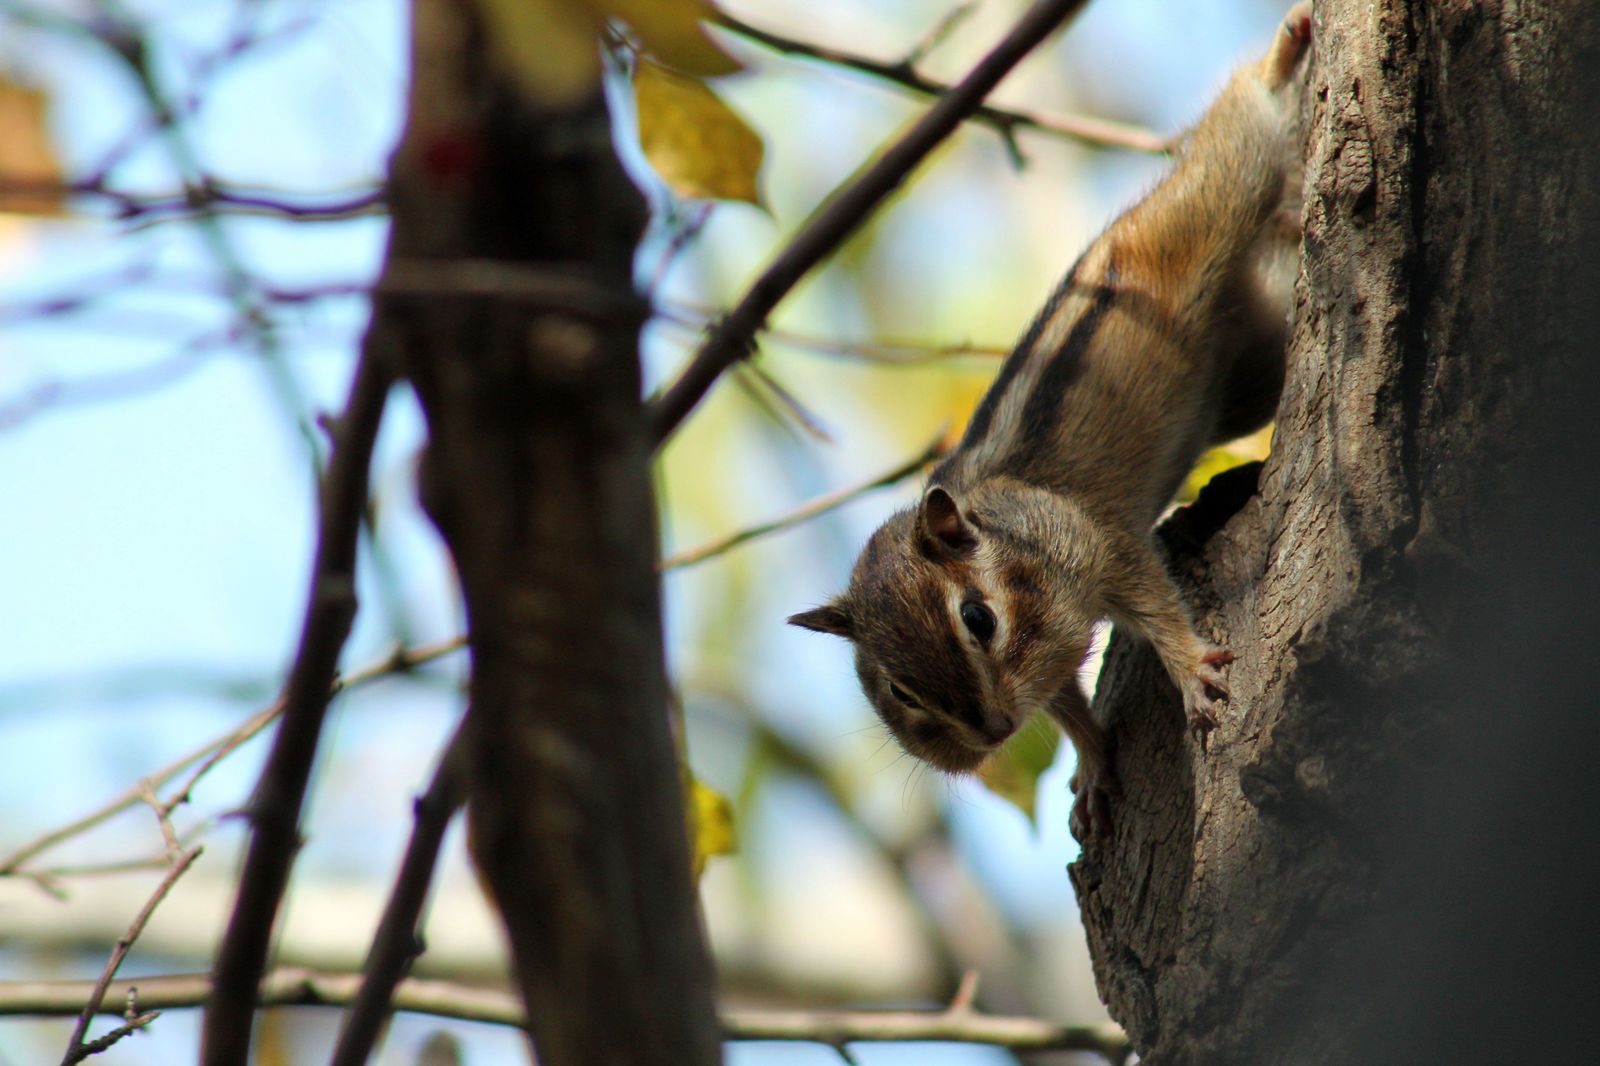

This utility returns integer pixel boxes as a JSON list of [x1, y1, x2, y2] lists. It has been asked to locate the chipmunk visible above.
[[789, 4, 1312, 839]]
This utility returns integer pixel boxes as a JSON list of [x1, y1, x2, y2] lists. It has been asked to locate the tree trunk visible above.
[[1073, 1, 1600, 1061], [374, 3, 721, 1064]]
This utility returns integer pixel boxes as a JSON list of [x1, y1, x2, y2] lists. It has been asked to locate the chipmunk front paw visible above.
[[1262, 2, 1314, 91], [1069, 764, 1120, 843], [1185, 647, 1235, 747]]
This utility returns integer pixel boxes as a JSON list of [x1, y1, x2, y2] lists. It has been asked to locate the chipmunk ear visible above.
[[788, 600, 855, 639], [921, 486, 978, 554]]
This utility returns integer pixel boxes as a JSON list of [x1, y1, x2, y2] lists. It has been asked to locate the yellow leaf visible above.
[[978, 713, 1060, 824], [606, 0, 741, 76], [635, 58, 764, 205], [1178, 424, 1274, 502], [0, 75, 64, 217], [475, 0, 602, 106], [687, 775, 736, 877]]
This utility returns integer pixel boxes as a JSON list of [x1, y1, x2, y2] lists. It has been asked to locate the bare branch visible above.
[[714, 10, 1168, 156], [0, 178, 385, 224], [201, 340, 395, 1062], [654, 304, 1008, 364], [0, 332, 231, 434], [329, 720, 471, 1066], [737, 360, 835, 442], [0, 967, 1129, 1060], [0, 637, 466, 880], [65, 1012, 161, 1062], [647, 0, 1095, 445], [134, 781, 180, 864], [660, 430, 950, 570], [376, 260, 649, 320], [59, 846, 201, 1065], [902, 3, 979, 68]]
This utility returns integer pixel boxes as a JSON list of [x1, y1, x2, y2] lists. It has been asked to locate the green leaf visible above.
[[635, 58, 764, 206], [978, 713, 1060, 824]]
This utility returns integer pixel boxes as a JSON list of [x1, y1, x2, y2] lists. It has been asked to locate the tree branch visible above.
[[660, 430, 950, 570], [714, 10, 1168, 156], [201, 342, 395, 1064], [647, 0, 1093, 446], [328, 720, 471, 1066], [0, 178, 385, 224], [59, 846, 201, 1065], [0, 968, 1129, 1060], [654, 303, 1008, 363]]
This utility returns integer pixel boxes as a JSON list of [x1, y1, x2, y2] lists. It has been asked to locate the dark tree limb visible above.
[[375, 0, 722, 1062], [328, 720, 470, 1066], [647, 0, 1093, 446], [201, 342, 395, 1065]]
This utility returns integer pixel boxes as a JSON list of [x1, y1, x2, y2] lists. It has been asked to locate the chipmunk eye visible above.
[[960, 601, 996, 646], [888, 682, 919, 708]]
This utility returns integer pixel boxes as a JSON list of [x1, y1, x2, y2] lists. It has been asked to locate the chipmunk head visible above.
[[790, 482, 1101, 774]]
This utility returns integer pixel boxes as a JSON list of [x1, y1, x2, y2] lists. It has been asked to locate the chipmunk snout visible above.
[[978, 713, 1018, 746]]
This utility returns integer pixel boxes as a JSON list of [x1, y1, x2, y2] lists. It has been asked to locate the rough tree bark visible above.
[[1072, 1, 1600, 1062], [371, 2, 720, 1064]]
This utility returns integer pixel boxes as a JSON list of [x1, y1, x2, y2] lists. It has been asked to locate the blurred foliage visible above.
[[478, 0, 738, 105], [689, 775, 738, 877], [0, 73, 63, 216]]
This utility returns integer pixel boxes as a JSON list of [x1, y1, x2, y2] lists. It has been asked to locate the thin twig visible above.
[[948, 970, 981, 1013], [648, 0, 1095, 445], [0, 178, 385, 224], [654, 304, 1008, 364], [0, 637, 466, 880], [83, 16, 326, 464], [202, 343, 396, 1064], [714, 10, 1168, 156], [329, 720, 472, 1066], [134, 781, 181, 864], [903, 3, 979, 67], [739, 361, 835, 443], [68, 1012, 162, 1061], [660, 430, 950, 570], [0, 968, 1130, 1060], [58, 846, 201, 1065]]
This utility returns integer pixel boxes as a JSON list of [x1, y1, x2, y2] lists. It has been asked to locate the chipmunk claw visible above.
[[1263, 2, 1314, 91], [1069, 766, 1119, 843], [1185, 647, 1235, 748]]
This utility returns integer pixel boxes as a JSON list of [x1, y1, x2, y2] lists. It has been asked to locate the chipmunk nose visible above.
[[980, 714, 1018, 745]]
